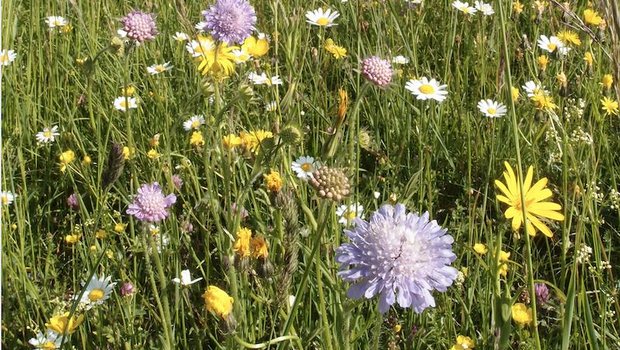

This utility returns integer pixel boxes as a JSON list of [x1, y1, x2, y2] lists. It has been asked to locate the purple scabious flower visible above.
[[119, 10, 158, 43], [126, 182, 176, 222], [336, 204, 457, 314], [361, 56, 393, 87], [200, 0, 257, 44]]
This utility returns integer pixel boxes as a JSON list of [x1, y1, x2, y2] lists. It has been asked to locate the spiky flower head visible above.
[[126, 182, 177, 222], [309, 166, 351, 201], [200, 0, 257, 44], [336, 204, 457, 314], [119, 10, 158, 43], [361, 56, 393, 87]]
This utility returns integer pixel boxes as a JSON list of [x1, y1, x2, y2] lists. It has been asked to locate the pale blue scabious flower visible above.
[[336, 203, 457, 314], [200, 0, 257, 44], [126, 182, 176, 222]]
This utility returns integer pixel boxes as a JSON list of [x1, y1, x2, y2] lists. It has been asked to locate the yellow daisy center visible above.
[[317, 17, 330, 26], [88, 288, 105, 302], [0, 53, 8, 63], [42, 341, 57, 350], [191, 120, 200, 128], [487, 107, 496, 115], [120, 100, 128, 109], [548, 43, 556, 51], [419, 84, 435, 95], [2, 196, 9, 204], [155, 65, 166, 72], [43, 130, 53, 138], [344, 210, 356, 221], [301, 163, 312, 171]]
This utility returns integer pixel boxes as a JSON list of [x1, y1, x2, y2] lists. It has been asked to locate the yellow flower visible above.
[[584, 52, 594, 67], [499, 263, 509, 277], [393, 324, 402, 333], [338, 88, 348, 121], [65, 234, 81, 244], [82, 155, 92, 165], [114, 223, 126, 233], [601, 74, 613, 90], [531, 92, 557, 111], [450, 335, 476, 350], [122, 146, 135, 160], [264, 170, 283, 193], [233, 227, 252, 257], [147, 149, 160, 159], [122, 85, 136, 96], [95, 229, 107, 239], [193, 35, 237, 78], [473, 243, 488, 255], [511, 86, 520, 102], [499, 250, 510, 262], [495, 162, 565, 237], [556, 72, 567, 88], [242, 36, 269, 57], [601, 97, 619, 116], [556, 30, 581, 46], [223, 134, 242, 150], [250, 235, 269, 259], [45, 312, 84, 335], [203, 286, 234, 319], [59, 150, 76, 173], [511, 303, 533, 326], [512, 1, 524, 15], [240, 130, 273, 154], [583, 9, 603, 26], [190, 131, 205, 147], [149, 134, 161, 147], [324, 39, 347, 59], [537, 55, 549, 71]]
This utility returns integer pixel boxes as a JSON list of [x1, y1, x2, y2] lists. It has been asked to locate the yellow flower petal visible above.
[[528, 213, 553, 237]]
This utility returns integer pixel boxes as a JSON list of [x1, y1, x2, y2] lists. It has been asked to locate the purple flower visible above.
[[120, 282, 135, 297], [200, 0, 256, 44], [361, 56, 393, 87], [67, 193, 79, 210], [535, 283, 550, 305], [119, 10, 158, 43], [171, 174, 183, 190], [336, 204, 457, 314], [126, 182, 176, 222]]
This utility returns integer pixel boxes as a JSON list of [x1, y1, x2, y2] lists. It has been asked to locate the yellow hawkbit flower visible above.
[[512, 303, 533, 326], [222, 134, 242, 150], [192, 35, 237, 78], [233, 227, 252, 257], [122, 146, 135, 160], [450, 335, 476, 350], [324, 38, 347, 59], [511, 86, 520, 101], [250, 235, 269, 259], [601, 74, 613, 90], [601, 97, 619, 116], [473, 243, 488, 255], [584, 52, 594, 67], [556, 30, 581, 46], [583, 9, 603, 26], [59, 150, 76, 173], [203, 286, 234, 319], [45, 312, 84, 335], [190, 131, 205, 147], [147, 149, 160, 159], [65, 234, 81, 244], [240, 130, 273, 154], [264, 170, 283, 193], [537, 55, 549, 71], [114, 223, 126, 233], [513, 1, 524, 15], [531, 92, 557, 111]]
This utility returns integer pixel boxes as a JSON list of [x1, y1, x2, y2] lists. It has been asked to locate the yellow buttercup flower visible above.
[[511, 303, 533, 326], [233, 227, 252, 258], [450, 335, 476, 350], [203, 286, 234, 319], [242, 36, 269, 58], [59, 150, 76, 173], [473, 243, 488, 255], [601, 97, 619, 116], [45, 312, 84, 335], [495, 162, 564, 237]]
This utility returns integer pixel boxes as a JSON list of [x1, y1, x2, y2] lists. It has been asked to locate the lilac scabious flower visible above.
[[126, 182, 176, 222], [336, 203, 457, 314], [119, 10, 158, 43], [201, 0, 257, 44], [361, 56, 393, 87]]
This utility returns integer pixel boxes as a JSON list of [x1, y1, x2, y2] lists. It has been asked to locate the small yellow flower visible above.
[[324, 39, 347, 59], [45, 312, 84, 335], [450, 335, 476, 350], [95, 229, 107, 239], [499, 263, 509, 277], [556, 30, 581, 46], [89, 245, 97, 253], [338, 88, 348, 121], [601, 97, 619, 116], [61, 24, 73, 33], [264, 170, 283, 193], [531, 92, 557, 111], [242, 36, 269, 58], [250, 235, 269, 259], [190, 131, 205, 147], [223, 134, 242, 150], [203, 286, 234, 319], [601, 74, 613, 90], [537, 55, 549, 71], [584, 52, 594, 67], [114, 223, 126, 233], [556, 72, 567, 88], [240, 130, 273, 154], [82, 155, 92, 165], [511, 86, 520, 102], [59, 150, 76, 173], [473, 243, 488, 255], [499, 250, 510, 262], [147, 149, 160, 159], [583, 9, 603, 26], [65, 234, 81, 244], [122, 85, 136, 96], [233, 227, 252, 257], [106, 249, 114, 259], [511, 303, 533, 326], [122, 146, 135, 160], [513, 1, 524, 15], [393, 324, 402, 333]]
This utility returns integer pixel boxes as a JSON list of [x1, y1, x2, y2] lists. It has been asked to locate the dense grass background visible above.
[[2, 0, 620, 348]]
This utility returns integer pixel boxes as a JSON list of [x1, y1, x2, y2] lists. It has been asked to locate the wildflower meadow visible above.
[[2, 0, 620, 349]]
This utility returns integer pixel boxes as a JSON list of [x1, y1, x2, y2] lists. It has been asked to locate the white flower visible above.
[[186, 36, 215, 57], [305, 8, 340, 27], [373, 191, 381, 199], [291, 156, 319, 181], [452, 1, 477, 14], [183, 115, 206, 131], [149, 225, 170, 253], [45, 16, 68, 28], [0, 49, 17, 66], [172, 32, 190, 42], [248, 72, 283, 86], [474, 1, 494, 15], [1, 191, 16, 205], [405, 77, 448, 102], [172, 269, 203, 286], [195, 21, 208, 32], [113, 97, 138, 112], [232, 49, 251, 63], [477, 99, 507, 118], [29, 330, 64, 349], [391, 55, 410, 65], [35, 125, 60, 144], [265, 101, 277, 112], [77, 275, 116, 310], [288, 295, 296, 308], [336, 203, 364, 225], [522, 81, 548, 97], [537, 35, 564, 53], [147, 62, 173, 75], [557, 46, 571, 57]]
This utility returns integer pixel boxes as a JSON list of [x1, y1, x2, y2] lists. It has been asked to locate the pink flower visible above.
[[126, 182, 176, 222]]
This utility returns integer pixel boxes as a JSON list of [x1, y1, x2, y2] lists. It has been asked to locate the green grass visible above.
[[2, 0, 620, 349]]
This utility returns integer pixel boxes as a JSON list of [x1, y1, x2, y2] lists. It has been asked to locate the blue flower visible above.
[[200, 0, 256, 44], [336, 204, 457, 314]]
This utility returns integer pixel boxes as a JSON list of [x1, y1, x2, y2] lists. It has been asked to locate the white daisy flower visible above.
[[45, 16, 68, 28], [232, 49, 251, 63], [183, 115, 206, 131], [186, 36, 215, 57], [305, 8, 340, 27], [452, 1, 477, 14], [537, 35, 564, 53], [335, 203, 364, 225], [557, 46, 571, 57], [113, 97, 138, 112], [0, 49, 17, 66], [195, 21, 208, 32], [391, 55, 410, 65], [77, 275, 116, 310], [477, 99, 507, 118], [405, 77, 449, 103], [147, 62, 173, 75], [172, 32, 190, 42], [474, 1, 494, 15], [291, 156, 319, 181], [36, 125, 60, 144], [29, 330, 64, 349], [248, 72, 283, 86], [172, 269, 203, 286], [522, 81, 548, 97], [1, 191, 16, 205]]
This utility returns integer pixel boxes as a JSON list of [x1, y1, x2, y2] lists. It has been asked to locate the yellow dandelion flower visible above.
[[450, 335, 476, 350], [223, 134, 242, 150], [531, 92, 557, 111], [537, 55, 549, 71], [250, 235, 269, 259], [584, 52, 594, 67], [233, 227, 252, 257], [556, 30, 581, 46], [45, 312, 84, 335], [193, 35, 237, 78], [59, 150, 76, 173], [122, 85, 136, 96], [190, 131, 205, 147], [495, 162, 565, 237], [324, 39, 347, 59], [513, 1, 524, 15], [583, 9, 603, 26], [511, 303, 533, 326], [601, 74, 613, 90], [473, 243, 488, 255], [264, 170, 283, 193], [203, 286, 234, 319], [601, 97, 619, 116], [240, 130, 273, 154]]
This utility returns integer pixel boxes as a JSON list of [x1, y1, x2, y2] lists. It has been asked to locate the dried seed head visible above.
[[102, 143, 126, 189], [309, 166, 350, 202]]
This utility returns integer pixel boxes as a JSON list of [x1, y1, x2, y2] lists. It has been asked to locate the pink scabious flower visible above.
[[336, 204, 457, 314], [200, 0, 256, 44], [126, 182, 176, 222], [361, 56, 393, 87], [119, 10, 158, 43]]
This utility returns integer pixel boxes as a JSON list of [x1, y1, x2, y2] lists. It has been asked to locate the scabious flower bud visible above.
[[309, 166, 351, 202], [119, 10, 158, 44], [535, 283, 550, 305], [361, 56, 393, 87]]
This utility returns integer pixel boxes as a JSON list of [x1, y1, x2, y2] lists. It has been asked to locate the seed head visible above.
[[309, 166, 351, 201]]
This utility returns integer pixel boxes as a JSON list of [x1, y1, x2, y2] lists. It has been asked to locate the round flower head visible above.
[[405, 77, 448, 102], [336, 204, 457, 314], [201, 0, 257, 44], [77, 274, 116, 310], [126, 182, 177, 222], [477, 99, 507, 118], [361, 56, 393, 87], [119, 10, 158, 43]]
